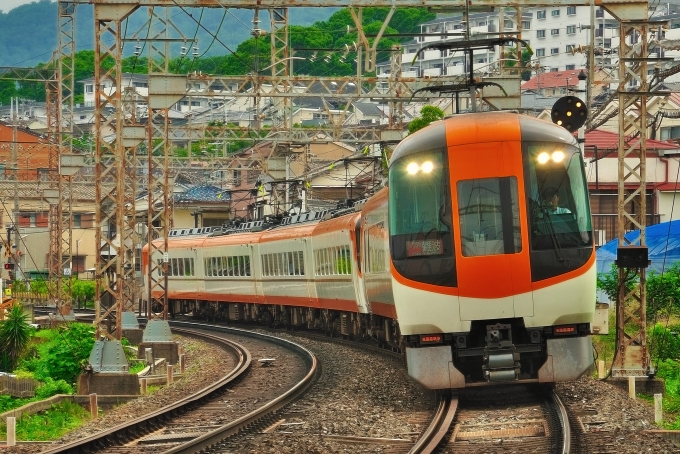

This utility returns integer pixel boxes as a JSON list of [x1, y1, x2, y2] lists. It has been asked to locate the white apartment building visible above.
[[377, 6, 619, 79]]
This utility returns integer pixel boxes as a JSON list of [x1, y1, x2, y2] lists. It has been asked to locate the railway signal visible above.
[[551, 96, 588, 133]]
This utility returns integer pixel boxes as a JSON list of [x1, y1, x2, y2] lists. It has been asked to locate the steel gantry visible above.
[[57, 0, 652, 379]]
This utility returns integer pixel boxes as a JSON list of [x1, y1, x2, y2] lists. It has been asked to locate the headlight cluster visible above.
[[406, 161, 434, 175]]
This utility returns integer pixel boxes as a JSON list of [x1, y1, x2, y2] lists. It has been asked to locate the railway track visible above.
[[39, 324, 318, 454], [436, 385, 575, 454], [28, 313, 580, 453]]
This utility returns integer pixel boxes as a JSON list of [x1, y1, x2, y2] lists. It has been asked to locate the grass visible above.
[[0, 400, 91, 441], [592, 305, 680, 428]]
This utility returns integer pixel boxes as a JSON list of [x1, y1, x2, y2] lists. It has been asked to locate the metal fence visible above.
[[0, 375, 38, 398]]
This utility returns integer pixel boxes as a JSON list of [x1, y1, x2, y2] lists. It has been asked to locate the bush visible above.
[[649, 324, 680, 362], [35, 378, 74, 399], [18, 323, 94, 384], [647, 264, 680, 315]]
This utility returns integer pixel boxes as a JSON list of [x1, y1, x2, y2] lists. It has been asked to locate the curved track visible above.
[[39, 324, 317, 454]]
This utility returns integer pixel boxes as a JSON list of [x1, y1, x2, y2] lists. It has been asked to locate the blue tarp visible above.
[[596, 220, 680, 274]]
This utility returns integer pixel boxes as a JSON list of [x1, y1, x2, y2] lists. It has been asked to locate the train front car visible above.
[[389, 112, 595, 389]]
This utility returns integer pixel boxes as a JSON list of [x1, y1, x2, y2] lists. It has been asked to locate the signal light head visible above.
[[551, 96, 588, 132], [4, 263, 14, 270]]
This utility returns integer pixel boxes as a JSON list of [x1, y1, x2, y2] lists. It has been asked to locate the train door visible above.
[[352, 217, 370, 313], [250, 244, 264, 302], [303, 237, 316, 303], [452, 141, 533, 319]]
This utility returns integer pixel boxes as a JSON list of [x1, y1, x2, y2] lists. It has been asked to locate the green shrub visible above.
[[35, 378, 74, 399]]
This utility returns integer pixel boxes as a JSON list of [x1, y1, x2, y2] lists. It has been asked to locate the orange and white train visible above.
[[143, 112, 596, 389]]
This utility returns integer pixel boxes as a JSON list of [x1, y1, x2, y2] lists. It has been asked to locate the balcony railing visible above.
[[592, 214, 661, 247]]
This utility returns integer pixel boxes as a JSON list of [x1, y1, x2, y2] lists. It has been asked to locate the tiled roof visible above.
[[585, 129, 679, 151], [175, 185, 231, 203], [522, 69, 587, 90]]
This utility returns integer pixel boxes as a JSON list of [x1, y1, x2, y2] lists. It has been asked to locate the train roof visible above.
[[162, 198, 369, 245], [390, 112, 578, 165]]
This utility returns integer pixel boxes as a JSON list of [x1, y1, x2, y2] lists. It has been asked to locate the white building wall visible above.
[[382, 6, 618, 78]]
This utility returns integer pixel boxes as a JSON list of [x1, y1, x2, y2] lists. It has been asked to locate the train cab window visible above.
[[389, 148, 456, 287], [524, 142, 593, 280], [457, 177, 522, 257]]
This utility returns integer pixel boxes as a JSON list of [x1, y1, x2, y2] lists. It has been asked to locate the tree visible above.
[[408, 105, 445, 134], [0, 304, 32, 372], [503, 47, 533, 81]]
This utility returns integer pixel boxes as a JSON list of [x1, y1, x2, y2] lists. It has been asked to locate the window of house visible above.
[[536, 48, 545, 57], [440, 49, 447, 57], [567, 6, 576, 15], [551, 48, 559, 55], [478, 21, 486, 26], [537, 29, 546, 38], [74, 214, 81, 228], [85, 85, 94, 93], [661, 126, 680, 140], [522, 21, 531, 30], [566, 64, 576, 70], [567, 25, 576, 34], [29, 213, 36, 227], [191, 101, 201, 106], [537, 10, 546, 19], [552, 9, 560, 17], [504, 20, 513, 29], [566, 44, 575, 53], [604, 38, 612, 48], [551, 29, 560, 36]]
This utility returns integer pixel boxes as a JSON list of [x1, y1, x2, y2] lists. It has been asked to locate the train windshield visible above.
[[389, 148, 456, 287], [523, 142, 592, 280]]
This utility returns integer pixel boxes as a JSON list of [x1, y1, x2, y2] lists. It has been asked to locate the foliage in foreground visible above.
[[0, 400, 90, 441], [0, 304, 32, 372], [18, 323, 95, 384]]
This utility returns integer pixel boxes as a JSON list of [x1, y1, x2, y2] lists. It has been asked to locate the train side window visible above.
[[245, 255, 251, 276], [184, 258, 191, 276], [457, 177, 522, 257]]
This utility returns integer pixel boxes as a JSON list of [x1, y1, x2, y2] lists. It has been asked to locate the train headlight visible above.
[[407, 162, 419, 174], [421, 161, 434, 173], [537, 152, 550, 164], [551, 151, 565, 163]]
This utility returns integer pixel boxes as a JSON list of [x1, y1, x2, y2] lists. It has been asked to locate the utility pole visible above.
[[11, 98, 20, 282]]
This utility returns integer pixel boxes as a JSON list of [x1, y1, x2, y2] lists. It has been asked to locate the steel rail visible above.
[[550, 389, 572, 454], [161, 322, 319, 453], [408, 393, 458, 454], [40, 327, 251, 454]]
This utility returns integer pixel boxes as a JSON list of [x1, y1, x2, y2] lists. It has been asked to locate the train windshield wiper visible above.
[[540, 206, 568, 265]]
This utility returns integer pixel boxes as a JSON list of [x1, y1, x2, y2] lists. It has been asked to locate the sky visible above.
[[0, 0, 50, 14]]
